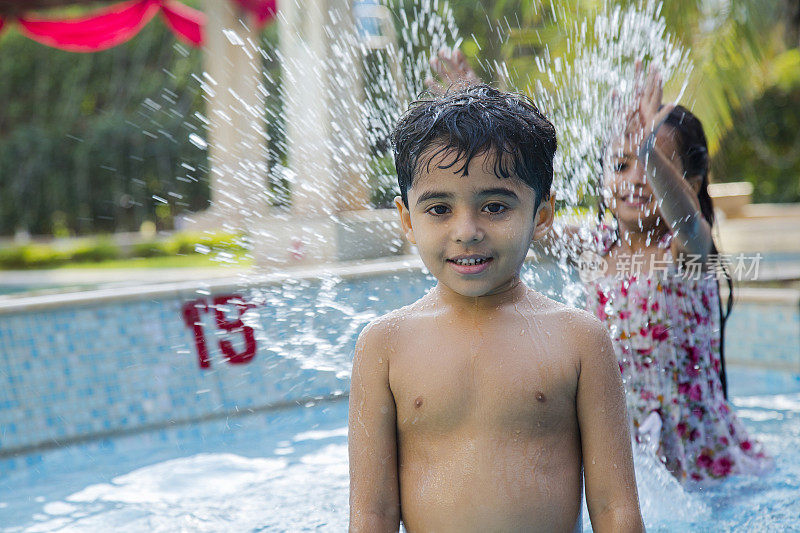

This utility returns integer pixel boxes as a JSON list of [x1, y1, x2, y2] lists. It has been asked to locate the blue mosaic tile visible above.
[[0, 271, 796, 476]]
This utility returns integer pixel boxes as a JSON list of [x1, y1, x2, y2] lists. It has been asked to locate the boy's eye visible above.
[[483, 203, 507, 214], [426, 205, 449, 216], [614, 161, 629, 173]]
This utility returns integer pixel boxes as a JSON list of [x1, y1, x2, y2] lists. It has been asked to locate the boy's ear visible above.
[[532, 192, 556, 242], [394, 195, 416, 245]]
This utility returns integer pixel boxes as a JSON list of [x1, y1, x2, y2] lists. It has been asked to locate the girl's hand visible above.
[[425, 47, 482, 94], [625, 61, 673, 148]]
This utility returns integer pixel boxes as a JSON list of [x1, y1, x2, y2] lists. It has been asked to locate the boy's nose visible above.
[[452, 213, 484, 243]]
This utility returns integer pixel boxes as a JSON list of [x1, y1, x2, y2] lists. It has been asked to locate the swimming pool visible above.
[[0, 365, 798, 531], [1, 258, 798, 531]]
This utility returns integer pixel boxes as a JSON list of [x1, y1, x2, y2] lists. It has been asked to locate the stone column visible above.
[[240, 0, 374, 265], [279, 0, 370, 218], [192, 0, 269, 232]]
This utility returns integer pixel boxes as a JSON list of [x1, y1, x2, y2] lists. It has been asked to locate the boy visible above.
[[348, 85, 643, 532]]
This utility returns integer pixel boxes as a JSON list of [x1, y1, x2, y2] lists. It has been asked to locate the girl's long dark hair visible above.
[[663, 106, 732, 400], [598, 105, 733, 399]]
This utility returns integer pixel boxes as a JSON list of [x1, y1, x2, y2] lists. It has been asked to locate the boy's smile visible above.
[[447, 254, 493, 275], [396, 149, 553, 300]]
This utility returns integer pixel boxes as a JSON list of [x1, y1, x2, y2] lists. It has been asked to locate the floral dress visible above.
[[584, 230, 772, 484]]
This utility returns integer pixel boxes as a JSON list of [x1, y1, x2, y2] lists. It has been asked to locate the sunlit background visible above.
[[0, 1, 799, 531]]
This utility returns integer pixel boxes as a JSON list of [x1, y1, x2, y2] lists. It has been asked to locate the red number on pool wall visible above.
[[213, 295, 256, 365], [182, 298, 211, 369], [180, 294, 257, 368]]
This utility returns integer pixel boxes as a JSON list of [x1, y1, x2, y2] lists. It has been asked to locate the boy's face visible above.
[[395, 148, 553, 298]]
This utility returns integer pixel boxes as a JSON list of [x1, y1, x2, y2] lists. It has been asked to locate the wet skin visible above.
[[348, 151, 643, 532], [599, 62, 712, 272], [602, 128, 707, 275]]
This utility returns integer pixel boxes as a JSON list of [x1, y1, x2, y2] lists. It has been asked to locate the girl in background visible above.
[[585, 64, 771, 483]]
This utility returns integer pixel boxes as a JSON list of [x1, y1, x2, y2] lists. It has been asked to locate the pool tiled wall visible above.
[[723, 290, 800, 371], [0, 262, 797, 475], [0, 267, 434, 473]]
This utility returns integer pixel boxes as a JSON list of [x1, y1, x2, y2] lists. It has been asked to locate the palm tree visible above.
[[453, 0, 795, 144], [450, 0, 799, 202]]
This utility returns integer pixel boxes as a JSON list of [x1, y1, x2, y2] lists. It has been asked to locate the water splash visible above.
[[163, 2, 708, 527], [241, 275, 379, 377], [525, 0, 693, 210], [362, 0, 462, 150]]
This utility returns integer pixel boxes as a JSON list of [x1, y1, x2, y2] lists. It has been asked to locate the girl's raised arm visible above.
[[629, 65, 713, 262]]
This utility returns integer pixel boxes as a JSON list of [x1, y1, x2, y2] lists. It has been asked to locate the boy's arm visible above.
[[575, 317, 644, 533], [348, 320, 401, 532]]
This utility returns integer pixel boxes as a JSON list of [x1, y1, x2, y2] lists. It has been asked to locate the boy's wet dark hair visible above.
[[392, 84, 557, 211]]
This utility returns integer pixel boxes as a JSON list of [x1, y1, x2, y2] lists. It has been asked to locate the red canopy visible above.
[[0, 0, 278, 52], [232, 0, 276, 28]]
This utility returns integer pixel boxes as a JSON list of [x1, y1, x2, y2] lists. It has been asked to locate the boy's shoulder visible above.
[[371, 290, 439, 326], [525, 290, 612, 354], [526, 288, 598, 321], [355, 299, 425, 355], [548, 298, 606, 331]]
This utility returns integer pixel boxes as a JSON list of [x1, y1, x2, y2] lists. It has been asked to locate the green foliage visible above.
[[0, 7, 292, 236], [0, 232, 247, 269], [0, 17, 209, 236], [172, 232, 203, 255], [0, 244, 68, 269], [711, 80, 800, 204], [70, 239, 120, 263], [446, 0, 537, 84], [770, 48, 800, 92], [368, 154, 398, 209], [131, 240, 175, 258], [171, 232, 248, 254]]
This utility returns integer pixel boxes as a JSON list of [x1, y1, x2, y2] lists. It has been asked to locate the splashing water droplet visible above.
[[188, 133, 208, 150]]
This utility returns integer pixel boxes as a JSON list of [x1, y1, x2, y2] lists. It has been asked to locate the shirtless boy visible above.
[[348, 85, 644, 532]]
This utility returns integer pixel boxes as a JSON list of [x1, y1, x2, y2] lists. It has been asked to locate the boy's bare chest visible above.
[[389, 322, 577, 435]]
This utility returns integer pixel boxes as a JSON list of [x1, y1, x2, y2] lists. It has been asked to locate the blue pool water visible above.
[[1, 260, 797, 531], [1, 366, 798, 532]]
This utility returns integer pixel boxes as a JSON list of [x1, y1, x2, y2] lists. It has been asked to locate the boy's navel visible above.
[[414, 396, 424, 408], [536, 392, 546, 403]]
